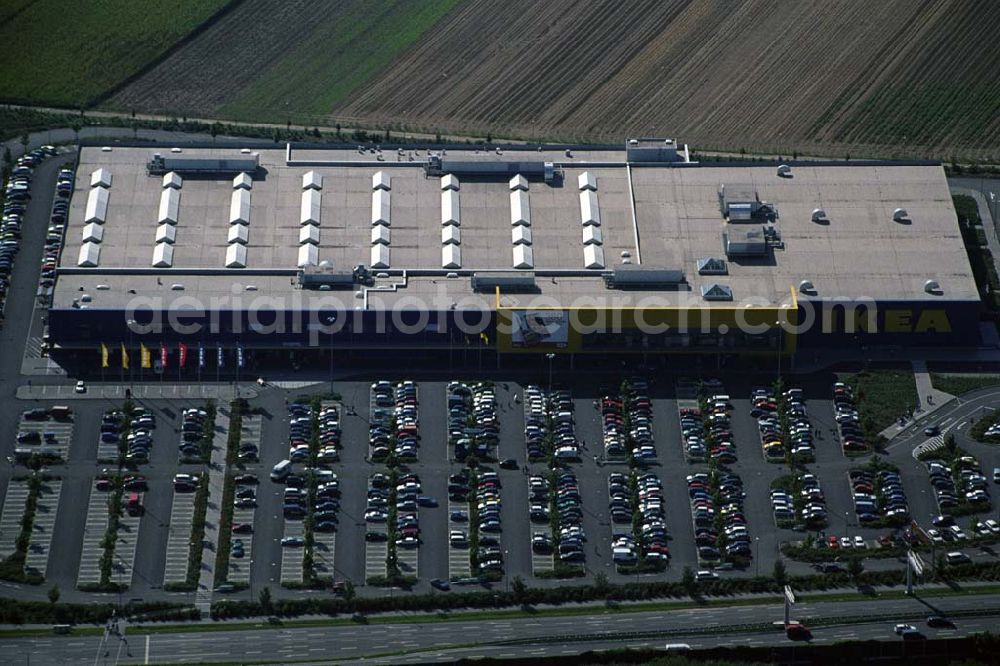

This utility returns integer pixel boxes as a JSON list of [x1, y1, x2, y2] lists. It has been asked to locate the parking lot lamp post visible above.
[[546, 353, 555, 395], [754, 536, 760, 577], [774, 320, 783, 380]]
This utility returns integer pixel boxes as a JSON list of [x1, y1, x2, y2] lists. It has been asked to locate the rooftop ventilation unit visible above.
[[371, 244, 390, 269], [372, 171, 391, 191], [90, 168, 112, 188], [799, 280, 817, 295], [78, 242, 101, 267], [302, 170, 323, 190], [701, 283, 733, 301], [512, 224, 532, 246], [85, 186, 109, 224], [471, 273, 537, 293], [301, 189, 321, 225], [225, 243, 247, 269], [441, 174, 460, 191], [297, 244, 318, 268], [298, 267, 363, 289], [578, 171, 597, 191], [155, 223, 176, 244], [441, 189, 460, 226], [893, 207, 909, 222], [152, 242, 174, 268], [513, 244, 534, 269], [582, 224, 603, 245], [233, 172, 253, 190], [371, 224, 390, 245], [777, 164, 792, 178], [510, 190, 530, 226], [442, 244, 461, 269], [723, 227, 768, 257], [300, 224, 320, 245], [924, 279, 942, 295], [696, 257, 728, 275], [371, 189, 390, 226], [509, 174, 528, 191], [162, 171, 182, 189], [425, 158, 560, 183], [442, 225, 461, 245], [158, 188, 180, 225], [811, 208, 827, 222], [579, 190, 601, 226], [604, 267, 685, 289], [81, 222, 104, 244], [584, 244, 605, 269], [230, 188, 251, 225], [227, 223, 249, 245]]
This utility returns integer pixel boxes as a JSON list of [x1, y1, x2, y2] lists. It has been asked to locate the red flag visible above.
[[160, 343, 168, 369], [178, 342, 188, 368]]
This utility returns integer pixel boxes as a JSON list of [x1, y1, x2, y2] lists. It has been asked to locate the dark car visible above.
[[499, 458, 518, 469], [926, 616, 956, 629], [430, 578, 451, 591]]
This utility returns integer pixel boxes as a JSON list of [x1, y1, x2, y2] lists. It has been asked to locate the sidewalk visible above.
[[194, 411, 231, 615], [15, 383, 258, 401], [878, 360, 955, 441]]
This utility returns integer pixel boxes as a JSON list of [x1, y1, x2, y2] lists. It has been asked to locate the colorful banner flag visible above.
[[198, 343, 205, 369], [121, 343, 129, 370], [160, 343, 168, 369], [140, 343, 152, 369], [101, 343, 109, 369], [236, 344, 245, 369], [217, 345, 223, 368], [178, 342, 188, 369]]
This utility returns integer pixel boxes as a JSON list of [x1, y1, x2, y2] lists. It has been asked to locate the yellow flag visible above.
[[140, 343, 152, 369], [480, 332, 489, 344], [121, 343, 129, 370], [101, 343, 109, 368]]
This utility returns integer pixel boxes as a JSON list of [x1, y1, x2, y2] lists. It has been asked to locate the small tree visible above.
[[511, 575, 527, 603], [47, 585, 60, 604], [681, 566, 696, 595], [847, 557, 863, 580], [343, 579, 356, 602], [772, 559, 787, 586], [20, 133, 29, 152], [258, 586, 272, 612]]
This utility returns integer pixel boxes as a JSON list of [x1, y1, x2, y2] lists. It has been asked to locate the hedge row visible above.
[[214, 401, 243, 587], [0, 598, 197, 626]]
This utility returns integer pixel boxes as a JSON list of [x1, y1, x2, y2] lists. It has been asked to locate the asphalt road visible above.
[[6, 592, 999, 665]]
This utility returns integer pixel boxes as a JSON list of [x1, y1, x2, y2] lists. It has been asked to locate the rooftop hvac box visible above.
[[513, 244, 534, 269], [440, 174, 460, 191], [233, 172, 253, 190], [512, 224, 532, 246], [158, 188, 180, 225], [227, 223, 249, 245], [302, 170, 323, 190], [297, 243, 318, 268], [625, 138, 681, 162], [230, 189, 251, 225], [510, 190, 530, 226], [301, 189, 321, 225], [579, 190, 601, 226], [152, 242, 174, 268], [85, 186, 109, 224], [371, 224, 390, 245], [225, 243, 247, 268], [90, 168, 112, 188], [371, 189, 390, 226], [584, 244, 605, 269], [441, 189, 460, 226], [161, 171, 183, 189], [370, 243, 390, 269], [471, 273, 537, 293], [300, 224, 320, 245], [372, 170, 391, 191], [442, 244, 461, 269], [81, 222, 104, 244], [78, 242, 101, 267], [723, 227, 768, 257], [582, 224, 603, 245], [442, 224, 461, 245], [155, 223, 176, 244]]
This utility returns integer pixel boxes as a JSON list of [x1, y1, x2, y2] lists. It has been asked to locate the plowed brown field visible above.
[[111, 0, 1000, 159]]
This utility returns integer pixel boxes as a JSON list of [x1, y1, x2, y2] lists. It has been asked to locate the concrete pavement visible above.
[[878, 360, 956, 441]]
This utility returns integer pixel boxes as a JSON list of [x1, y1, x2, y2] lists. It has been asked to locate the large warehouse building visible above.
[[48, 139, 982, 371]]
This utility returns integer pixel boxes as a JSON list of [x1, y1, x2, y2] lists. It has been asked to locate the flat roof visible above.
[[53, 144, 978, 311]]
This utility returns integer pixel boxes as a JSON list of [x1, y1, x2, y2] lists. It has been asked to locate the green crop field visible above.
[[0, 0, 234, 107]]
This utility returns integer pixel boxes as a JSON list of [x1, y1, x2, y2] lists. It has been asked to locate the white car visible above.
[[74, 380, 86, 393], [840, 537, 852, 549], [854, 536, 866, 548], [894, 623, 916, 635]]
